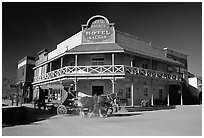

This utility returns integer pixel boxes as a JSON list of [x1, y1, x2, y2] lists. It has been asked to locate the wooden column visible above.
[[61, 57, 63, 68], [151, 93, 154, 106], [130, 57, 134, 106], [112, 53, 115, 73], [75, 55, 78, 92], [180, 84, 183, 105], [75, 55, 78, 66], [111, 78, 115, 93], [151, 80, 154, 106], [131, 81, 134, 107], [130, 57, 133, 74], [167, 85, 170, 106], [73, 79, 78, 92]]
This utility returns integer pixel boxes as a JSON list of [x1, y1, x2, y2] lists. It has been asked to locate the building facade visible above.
[[32, 15, 188, 106], [17, 56, 35, 103]]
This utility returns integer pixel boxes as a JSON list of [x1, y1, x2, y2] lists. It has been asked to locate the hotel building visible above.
[[31, 15, 188, 106]]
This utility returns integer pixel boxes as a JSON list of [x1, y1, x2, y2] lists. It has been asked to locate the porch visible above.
[[33, 65, 182, 84]]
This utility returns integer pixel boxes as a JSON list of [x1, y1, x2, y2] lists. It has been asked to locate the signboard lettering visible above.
[[82, 16, 115, 44]]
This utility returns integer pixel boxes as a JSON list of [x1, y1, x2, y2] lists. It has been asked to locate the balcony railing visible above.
[[33, 65, 182, 83]]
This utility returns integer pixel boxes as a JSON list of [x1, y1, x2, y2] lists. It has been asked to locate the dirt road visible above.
[[2, 105, 202, 136]]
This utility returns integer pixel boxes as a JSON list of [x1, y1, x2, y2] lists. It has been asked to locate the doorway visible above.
[[92, 86, 104, 96], [169, 84, 181, 105]]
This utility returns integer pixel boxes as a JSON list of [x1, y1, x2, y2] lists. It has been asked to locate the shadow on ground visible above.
[[109, 112, 143, 117], [2, 106, 57, 128], [2, 105, 176, 127], [125, 105, 176, 112]]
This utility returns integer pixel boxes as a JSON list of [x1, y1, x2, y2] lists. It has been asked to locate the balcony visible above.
[[33, 65, 182, 83]]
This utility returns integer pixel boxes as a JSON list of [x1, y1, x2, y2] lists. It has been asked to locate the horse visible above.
[[77, 92, 121, 117]]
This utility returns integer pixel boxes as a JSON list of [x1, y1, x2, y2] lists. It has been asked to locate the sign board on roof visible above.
[[82, 15, 115, 44]]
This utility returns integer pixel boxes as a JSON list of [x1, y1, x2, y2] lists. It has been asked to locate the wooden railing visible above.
[[33, 65, 182, 83]]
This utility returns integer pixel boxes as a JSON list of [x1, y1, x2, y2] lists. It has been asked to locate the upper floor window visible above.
[[70, 58, 75, 66], [22, 67, 25, 76], [141, 60, 149, 69], [142, 64, 148, 69], [92, 57, 104, 65]]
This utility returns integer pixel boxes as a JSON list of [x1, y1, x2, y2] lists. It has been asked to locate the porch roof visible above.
[[67, 43, 182, 65], [67, 43, 124, 54]]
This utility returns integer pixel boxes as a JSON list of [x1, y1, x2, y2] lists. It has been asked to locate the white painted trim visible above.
[[18, 60, 26, 69]]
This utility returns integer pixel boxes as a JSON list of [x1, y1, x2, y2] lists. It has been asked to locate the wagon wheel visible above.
[[106, 107, 113, 115], [99, 107, 112, 118], [57, 105, 67, 115]]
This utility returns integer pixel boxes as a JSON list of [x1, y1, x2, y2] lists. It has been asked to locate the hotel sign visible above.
[[82, 15, 115, 44]]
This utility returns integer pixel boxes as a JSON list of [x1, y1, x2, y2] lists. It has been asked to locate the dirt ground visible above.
[[2, 104, 202, 136]]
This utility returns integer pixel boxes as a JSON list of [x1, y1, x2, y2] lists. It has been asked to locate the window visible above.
[[50, 89, 62, 100], [126, 87, 131, 98], [141, 60, 149, 69], [168, 67, 173, 73], [142, 64, 148, 69], [22, 67, 25, 76], [92, 57, 104, 65], [159, 88, 163, 99], [144, 87, 148, 97], [70, 58, 75, 66]]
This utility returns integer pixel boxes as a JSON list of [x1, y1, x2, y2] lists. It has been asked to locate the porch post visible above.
[[112, 53, 115, 73], [180, 84, 183, 105], [111, 78, 115, 93], [151, 79, 154, 106], [75, 55, 78, 65], [130, 57, 134, 106], [74, 79, 78, 92], [167, 85, 170, 106], [74, 55, 78, 91], [61, 56, 63, 68], [151, 93, 154, 106], [131, 80, 134, 107]]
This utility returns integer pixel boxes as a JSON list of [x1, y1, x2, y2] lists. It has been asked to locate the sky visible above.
[[2, 2, 202, 79]]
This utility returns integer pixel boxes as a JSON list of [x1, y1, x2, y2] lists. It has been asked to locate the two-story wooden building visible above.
[[32, 15, 188, 106], [17, 56, 35, 103]]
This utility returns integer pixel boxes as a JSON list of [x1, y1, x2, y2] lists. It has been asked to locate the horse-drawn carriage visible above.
[[33, 84, 120, 117], [57, 89, 120, 117]]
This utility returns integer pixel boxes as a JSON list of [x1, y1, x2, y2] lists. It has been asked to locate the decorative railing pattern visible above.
[[34, 65, 182, 83], [125, 66, 182, 81]]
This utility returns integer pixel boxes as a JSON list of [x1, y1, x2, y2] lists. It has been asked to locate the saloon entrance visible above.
[[169, 84, 181, 105], [92, 86, 104, 96]]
